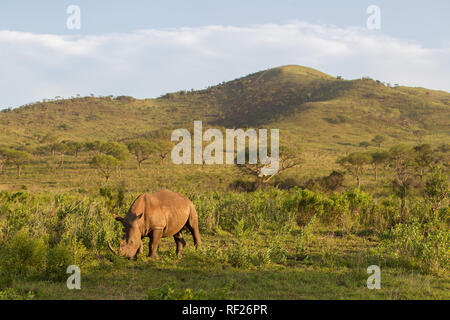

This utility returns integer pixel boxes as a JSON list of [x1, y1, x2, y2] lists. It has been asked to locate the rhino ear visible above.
[[113, 214, 129, 226]]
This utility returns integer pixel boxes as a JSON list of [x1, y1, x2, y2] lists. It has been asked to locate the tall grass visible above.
[[0, 185, 448, 290]]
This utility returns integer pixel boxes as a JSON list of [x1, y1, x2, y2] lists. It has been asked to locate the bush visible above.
[[305, 171, 345, 192], [46, 243, 73, 281], [0, 229, 46, 287], [196, 245, 229, 265], [228, 179, 257, 192], [380, 222, 449, 274], [275, 177, 301, 190], [268, 238, 289, 265], [227, 243, 253, 269]]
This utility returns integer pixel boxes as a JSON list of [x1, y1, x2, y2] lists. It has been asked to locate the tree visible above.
[[127, 140, 156, 169], [434, 144, 450, 170], [6, 150, 33, 177], [0, 147, 7, 174], [50, 142, 69, 168], [338, 152, 371, 188], [359, 141, 371, 150], [424, 166, 448, 221], [85, 141, 104, 156], [65, 141, 85, 158], [236, 146, 302, 187], [413, 144, 433, 180], [100, 142, 129, 177], [369, 151, 389, 181], [388, 145, 416, 219], [90, 155, 119, 182], [32, 145, 51, 161], [40, 133, 58, 144], [371, 135, 386, 149], [153, 140, 172, 163]]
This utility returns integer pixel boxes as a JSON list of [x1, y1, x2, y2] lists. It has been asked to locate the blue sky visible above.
[[0, 1, 449, 108], [1, 0, 448, 47]]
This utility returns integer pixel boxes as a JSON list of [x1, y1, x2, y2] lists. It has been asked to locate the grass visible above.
[[10, 232, 449, 300], [0, 184, 448, 300]]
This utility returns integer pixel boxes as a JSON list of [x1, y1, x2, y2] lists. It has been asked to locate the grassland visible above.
[[14, 232, 449, 300], [0, 65, 448, 300]]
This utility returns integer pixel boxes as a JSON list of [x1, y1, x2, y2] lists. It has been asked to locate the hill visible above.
[[0, 65, 449, 155]]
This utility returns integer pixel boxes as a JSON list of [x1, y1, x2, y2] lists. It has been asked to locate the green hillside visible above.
[[1, 65, 448, 146], [1, 64, 448, 181]]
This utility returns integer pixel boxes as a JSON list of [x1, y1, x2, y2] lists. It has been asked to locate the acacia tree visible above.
[[154, 140, 172, 163], [66, 141, 85, 158], [32, 145, 51, 161], [85, 141, 104, 156], [371, 135, 386, 149], [0, 147, 7, 174], [6, 150, 33, 177], [127, 140, 156, 169], [90, 154, 119, 182], [388, 145, 416, 220], [236, 145, 302, 187], [359, 141, 371, 150], [50, 142, 68, 168], [338, 152, 371, 188], [370, 151, 389, 181], [413, 144, 434, 180], [424, 166, 448, 221], [100, 142, 129, 177]]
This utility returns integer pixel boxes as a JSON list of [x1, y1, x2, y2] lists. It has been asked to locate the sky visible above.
[[0, 0, 449, 108]]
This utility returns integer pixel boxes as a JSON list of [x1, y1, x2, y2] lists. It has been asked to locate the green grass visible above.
[[10, 232, 449, 300]]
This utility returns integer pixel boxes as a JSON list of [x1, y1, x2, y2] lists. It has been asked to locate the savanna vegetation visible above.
[[0, 65, 448, 300]]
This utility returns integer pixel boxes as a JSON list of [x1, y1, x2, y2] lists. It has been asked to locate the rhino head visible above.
[[108, 213, 144, 259]]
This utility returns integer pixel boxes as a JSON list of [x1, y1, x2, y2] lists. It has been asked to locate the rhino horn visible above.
[[107, 242, 119, 256]]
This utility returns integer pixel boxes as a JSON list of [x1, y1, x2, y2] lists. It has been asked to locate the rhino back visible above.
[[145, 190, 193, 237]]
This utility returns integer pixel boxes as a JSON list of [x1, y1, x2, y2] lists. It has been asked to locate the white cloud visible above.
[[0, 21, 449, 108]]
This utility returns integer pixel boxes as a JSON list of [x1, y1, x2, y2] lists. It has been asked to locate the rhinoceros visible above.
[[108, 190, 201, 259]]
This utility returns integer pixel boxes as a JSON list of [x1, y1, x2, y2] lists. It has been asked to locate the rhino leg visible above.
[[174, 231, 186, 255], [147, 234, 153, 257], [149, 229, 163, 259], [186, 207, 202, 248]]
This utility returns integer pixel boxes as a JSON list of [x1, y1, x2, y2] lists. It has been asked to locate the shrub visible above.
[[228, 179, 257, 192], [292, 189, 324, 226], [275, 177, 301, 190], [227, 243, 252, 269], [268, 238, 289, 265], [0, 229, 46, 287], [380, 222, 449, 274], [147, 283, 195, 300], [46, 243, 73, 281]]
